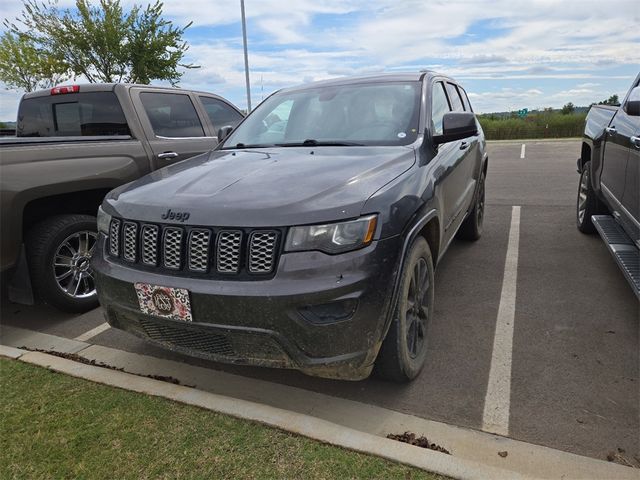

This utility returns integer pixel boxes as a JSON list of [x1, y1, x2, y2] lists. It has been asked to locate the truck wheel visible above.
[[577, 161, 605, 234], [376, 237, 434, 382], [457, 170, 485, 241], [26, 215, 99, 313]]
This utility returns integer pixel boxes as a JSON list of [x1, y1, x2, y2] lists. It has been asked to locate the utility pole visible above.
[[240, 0, 252, 112]]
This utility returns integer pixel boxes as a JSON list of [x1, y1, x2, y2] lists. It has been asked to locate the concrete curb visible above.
[[2, 327, 636, 480], [4, 347, 527, 480]]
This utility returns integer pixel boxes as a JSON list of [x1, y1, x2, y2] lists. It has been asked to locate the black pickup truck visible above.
[[93, 72, 488, 382], [577, 73, 640, 298], [1, 83, 243, 312]]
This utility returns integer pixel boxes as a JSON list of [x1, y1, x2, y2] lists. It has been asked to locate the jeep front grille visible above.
[[107, 219, 280, 277]]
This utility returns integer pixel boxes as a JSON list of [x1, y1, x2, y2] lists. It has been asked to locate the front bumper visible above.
[[92, 234, 402, 380]]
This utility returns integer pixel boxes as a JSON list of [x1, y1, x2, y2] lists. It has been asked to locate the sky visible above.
[[1, 0, 639, 120]]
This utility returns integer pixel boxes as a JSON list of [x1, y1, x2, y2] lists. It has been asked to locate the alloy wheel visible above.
[[405, 257, 429, 358], [578, 169, 589, 224], [52, 230, 97, 299]]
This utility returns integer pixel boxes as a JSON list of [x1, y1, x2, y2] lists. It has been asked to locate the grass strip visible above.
[[0, 358, 445, 479]]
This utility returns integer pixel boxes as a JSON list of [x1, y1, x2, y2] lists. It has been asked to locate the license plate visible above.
[[134, 283, 192, 322]]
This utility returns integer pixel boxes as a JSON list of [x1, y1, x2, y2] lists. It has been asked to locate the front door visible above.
[[621, 127, 640, 241], [600, 110, 636, 204]]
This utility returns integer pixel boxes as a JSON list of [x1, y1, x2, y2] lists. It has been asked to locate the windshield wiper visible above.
[[222, 142, 276, 150], [276, 139, 364, 147]]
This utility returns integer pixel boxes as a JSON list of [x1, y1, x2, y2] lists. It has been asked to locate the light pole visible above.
[[240, 0, 252, 112]]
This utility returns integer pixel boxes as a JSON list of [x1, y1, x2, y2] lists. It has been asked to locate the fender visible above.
[[381, 208, 438, 337]]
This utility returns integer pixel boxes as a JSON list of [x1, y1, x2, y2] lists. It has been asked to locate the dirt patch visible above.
[[387, 432, 451, 455], [606, 448, 640, 469], [19, 347, 195, 388]]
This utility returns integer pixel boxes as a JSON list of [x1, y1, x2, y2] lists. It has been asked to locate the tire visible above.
[[576, 161, 606, 234], [26, 214, 99, 313], [457, 170, 486, 241], [375, 237, 434, 382]]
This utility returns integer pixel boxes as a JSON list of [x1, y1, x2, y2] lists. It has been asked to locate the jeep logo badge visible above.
[[161, 208, 190, 222], [152, 289, 174, 314]]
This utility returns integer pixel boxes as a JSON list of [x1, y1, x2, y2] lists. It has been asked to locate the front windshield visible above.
[[223, 81, 421, 148]]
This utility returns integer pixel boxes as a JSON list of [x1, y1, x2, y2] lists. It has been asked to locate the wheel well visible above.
[[580, 143, 591, 169], [418, 217, 440, 263], [22, 189, 110, 235]]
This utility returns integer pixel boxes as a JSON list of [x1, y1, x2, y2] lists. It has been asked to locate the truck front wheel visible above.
[[26, 215, 99, 313], [577, 161, 605, 234]]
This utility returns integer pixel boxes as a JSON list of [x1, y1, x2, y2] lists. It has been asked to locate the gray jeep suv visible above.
[[93, 72, 488, 382]]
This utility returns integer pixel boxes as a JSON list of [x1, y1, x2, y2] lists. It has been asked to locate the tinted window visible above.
[[431, 82, 451, 135], [445, 83, 465, 112], [458, 86, 473, 112], [199, 97, 243, 133], [140, 92, 204, 138], [17, 92, 130, 137], [224, 82, 421, 148]]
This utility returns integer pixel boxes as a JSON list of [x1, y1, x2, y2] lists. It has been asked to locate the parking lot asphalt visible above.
[[2, 140, 638, 464]]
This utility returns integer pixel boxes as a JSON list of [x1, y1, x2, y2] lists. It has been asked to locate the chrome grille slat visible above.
[[123, 222, 138, 262], [217, 231, 242, 273], [141, 225, 159, 265], [249, 231, 278, 273], [188, 229, 211, 272], [109, 219, 121, 256], [163, 227, 184, 270]]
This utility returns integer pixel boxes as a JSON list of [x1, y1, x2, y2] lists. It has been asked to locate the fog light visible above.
[[298, 299, 358, 325]]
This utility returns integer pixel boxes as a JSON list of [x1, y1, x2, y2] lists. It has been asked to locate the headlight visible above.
[[285, 215, 377, 254], [97, 206, 112, 234]]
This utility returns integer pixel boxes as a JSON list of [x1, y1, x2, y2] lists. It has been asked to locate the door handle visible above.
[[157, 151, 179, 159], [631, 136, 640, 149], [460, 141, 469, 150], [605, 126, 617, 135]]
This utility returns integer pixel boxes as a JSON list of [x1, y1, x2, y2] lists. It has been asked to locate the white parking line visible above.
[[482, 205, 521, 436], [520, 144, 526, 159], [74, 322, 110, 342]]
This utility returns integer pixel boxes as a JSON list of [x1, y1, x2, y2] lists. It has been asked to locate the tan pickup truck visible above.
[[0, 83, 243, 312]]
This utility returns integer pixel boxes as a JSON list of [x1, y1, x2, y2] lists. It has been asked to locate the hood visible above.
[[106, 146, 415, 227]]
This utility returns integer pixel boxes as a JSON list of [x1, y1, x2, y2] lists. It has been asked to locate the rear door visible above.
[[431, 79, 477, 237], [130, 89, 218, 169], [197, 96, 244, 135], [445, 82, 480, 216]]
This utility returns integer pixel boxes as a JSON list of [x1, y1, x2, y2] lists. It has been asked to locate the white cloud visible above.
[[1, 0, 638, 116]]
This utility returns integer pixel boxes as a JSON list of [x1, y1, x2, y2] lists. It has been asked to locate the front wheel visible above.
[[576, 161, 605, 233], [375, 237, 434, 382], [26, 214, 99, 313]]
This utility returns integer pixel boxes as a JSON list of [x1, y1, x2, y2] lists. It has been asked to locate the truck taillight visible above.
[[50, 85, 80, 95]]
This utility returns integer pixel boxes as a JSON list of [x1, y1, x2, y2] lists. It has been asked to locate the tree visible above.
[[561, 102, 575, 115], [598, 94, 619, 106], [0, 31, 68, 91], [5, 0, 198, 87]]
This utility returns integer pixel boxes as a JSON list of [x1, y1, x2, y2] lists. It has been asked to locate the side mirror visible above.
[[624, 87, 640, 116], [433, 112, 478, 145], [217, 125, 234, 143]]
